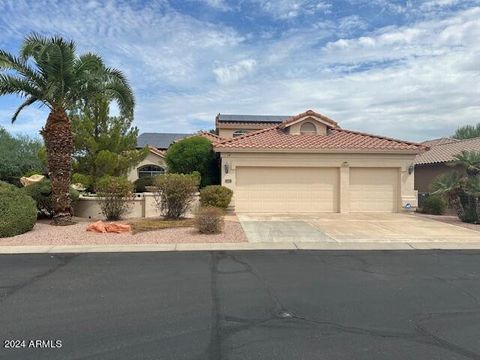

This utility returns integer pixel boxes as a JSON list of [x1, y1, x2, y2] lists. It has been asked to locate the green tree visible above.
[[431, 172, 466, 220], [451, 150, 480, 177], [0, 127, 43, 184], [165, 136, 219, 187], [453, 123, 480, 139], [71, 96, 147, 187], [0, 33, 134, 225]]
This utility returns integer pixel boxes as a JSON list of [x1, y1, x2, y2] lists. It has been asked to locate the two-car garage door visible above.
[[235, 167, 398, 213]]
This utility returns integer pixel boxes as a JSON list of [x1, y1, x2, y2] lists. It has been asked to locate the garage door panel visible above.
[[349, 168, 398, 213], [236, 167, 339, 213]]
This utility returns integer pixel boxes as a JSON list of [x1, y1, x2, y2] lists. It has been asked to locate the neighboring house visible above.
[[128, 131, 223, 182], [414, 137, 480, 193], [214, 110, 426, 214]]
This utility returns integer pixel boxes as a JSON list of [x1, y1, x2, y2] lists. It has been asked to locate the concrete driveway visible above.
[[238, 213, 480, 243]]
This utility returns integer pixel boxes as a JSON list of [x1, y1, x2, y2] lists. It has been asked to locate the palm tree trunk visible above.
[[449, 194, 465, 221], [41, 108, 75, 225]]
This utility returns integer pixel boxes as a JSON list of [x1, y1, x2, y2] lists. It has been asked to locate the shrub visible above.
[[422, 195, 446, 215], [200, 185, 233, 209], [195, 207, 224, 234], [96, 176, 134, 220], [165, 136, 219, 187], [153, 174, 198, 219], [72, 173, 93, 189], [0, 181, 37, 237], [22, 179, 80, 218], [134, 176, 156, 193]]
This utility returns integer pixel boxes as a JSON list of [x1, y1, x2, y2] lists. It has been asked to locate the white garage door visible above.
[[235, 167, 339, 213], [349, 168, 398, 213]]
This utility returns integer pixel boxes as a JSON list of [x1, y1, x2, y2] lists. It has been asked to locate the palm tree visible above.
[[431, 172, 466, 220], [451, 150, 480, 177], [0, 34, 134, 225]]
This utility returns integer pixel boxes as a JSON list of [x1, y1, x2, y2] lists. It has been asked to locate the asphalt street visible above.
[[1, 250, 480, 360]]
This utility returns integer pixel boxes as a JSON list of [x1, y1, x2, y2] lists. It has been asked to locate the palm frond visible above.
[[0, 74, 42, 98], [0, 49, 44, 88], [11, 96, 38, 123], [104, 78, 135, 117]]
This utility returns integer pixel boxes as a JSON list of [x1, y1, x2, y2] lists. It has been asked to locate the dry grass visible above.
[[129, 218, 195, 234]]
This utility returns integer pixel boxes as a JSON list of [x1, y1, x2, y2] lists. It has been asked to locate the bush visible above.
[[96, 176, 134, 220], [22, 179, 80, 218], [200, 185, 233, 209], [153, 174, 198, 219], [134, 176, 156, 193], [72, 173, 93, 189], [0, 181, 37, 237], [195, 207, 224, 234], [422, 195, 446, 215], [165, 136, 219, 187]]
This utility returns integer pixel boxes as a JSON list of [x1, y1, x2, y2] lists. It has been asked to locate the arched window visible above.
[[233, 130, 249, 137], [300, 122, 317, 135], [138, 164, 165, 178]]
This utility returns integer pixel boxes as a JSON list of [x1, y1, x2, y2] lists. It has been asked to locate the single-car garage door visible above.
[[349, 168, 398, 212], [235, 167, 339, 213]]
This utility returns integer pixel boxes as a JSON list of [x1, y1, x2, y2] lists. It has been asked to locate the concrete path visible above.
[[3, 241, 480, 254], [238, 213, 480, 243]]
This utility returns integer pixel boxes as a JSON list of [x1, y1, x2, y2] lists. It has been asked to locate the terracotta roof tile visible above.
[[279, 109, 339, 129], [148, 146, 165, 157], [215, 112, 425, 153], [415, 137, 480, 165], [421, 137, 460, 147], [197, 131, 224, 144]]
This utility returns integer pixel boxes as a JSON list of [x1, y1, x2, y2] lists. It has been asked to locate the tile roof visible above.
[[421, 137, 460, 147], [137, 132, 193, 149], [215, 111, 425, 153], [415, 137, 480, 165], [279, 110, 339, 129], [216, 114, 291, 123], [148, 146, 165, 157], [197, 131, 224, 144]]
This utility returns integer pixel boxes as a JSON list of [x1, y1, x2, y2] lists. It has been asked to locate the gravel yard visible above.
[[414, 213, 480, 232], [0, 216, 247, 246]]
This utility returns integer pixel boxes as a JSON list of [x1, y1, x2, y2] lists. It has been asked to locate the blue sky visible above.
[[0, 0, 479, 141]]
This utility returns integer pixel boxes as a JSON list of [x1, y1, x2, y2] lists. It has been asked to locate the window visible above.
[[138, 164, 165, 178], [233, 130, 249, 137], [300, 122, 317, 135]]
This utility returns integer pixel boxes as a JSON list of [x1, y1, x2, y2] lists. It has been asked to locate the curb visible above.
[[2, 242, 480, 254]]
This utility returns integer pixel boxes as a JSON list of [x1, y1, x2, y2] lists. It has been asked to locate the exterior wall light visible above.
[[224, 163, 230, 174], [408, 164, 414, 175]]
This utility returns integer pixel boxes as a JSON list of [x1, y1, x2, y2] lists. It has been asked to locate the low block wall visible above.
[[74, 193, 200, 220]]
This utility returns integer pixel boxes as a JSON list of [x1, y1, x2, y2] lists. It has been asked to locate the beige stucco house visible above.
[[213, 110, 426, 214]]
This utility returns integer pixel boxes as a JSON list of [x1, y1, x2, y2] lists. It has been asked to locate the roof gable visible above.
[[279, 110, 339, 129]]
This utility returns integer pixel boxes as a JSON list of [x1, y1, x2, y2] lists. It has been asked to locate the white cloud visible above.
[[0, 0, 479, 143], [213, 59, 257, 84], [188, 0, 232, 11], [249, 0, 332, 19]]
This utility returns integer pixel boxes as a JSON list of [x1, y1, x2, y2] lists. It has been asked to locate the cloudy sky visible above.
[[0, 0, 479, 141]]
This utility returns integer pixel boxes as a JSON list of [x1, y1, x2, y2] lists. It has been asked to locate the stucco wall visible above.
[[414, 163, 464, 193], [219, 152, 418, 213], [127, 152, 167, 182], [74, 193, 200, 220], [287, 118, 327, 135]]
